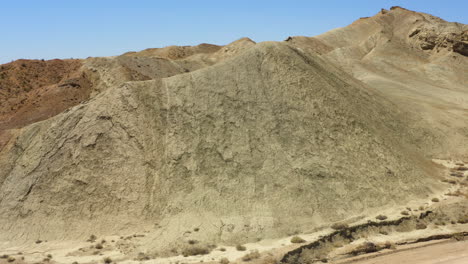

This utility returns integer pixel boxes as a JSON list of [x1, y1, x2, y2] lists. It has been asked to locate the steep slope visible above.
[[288, 6, 468, 158], [0, 42, 441, 252]]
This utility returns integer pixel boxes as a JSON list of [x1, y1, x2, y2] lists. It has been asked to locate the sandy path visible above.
[[337, 240, 468, 264]]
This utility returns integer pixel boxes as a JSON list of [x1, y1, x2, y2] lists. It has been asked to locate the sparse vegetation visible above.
[[350, 242, 378, 255], [194, 227, 200, 232], [103, 257, 112, 264], [331, 223, 348, 230], [416, 222, 427, 229], [136, 252, 151, 261], [218, 247, 226, 251], [376, 215, 387, 221], [432, 198, 440, 202], [95, 243, 103, 249], [219, 258, 230, 264], [47, 254, 52, 259], [182, 245, 210, 256], [35, 240, 43, 244], [88, 234, 97, 242], [290, 236, 306, 243], [7, 256, 15, 262], [236, 244, 247, 251], [188, 239, 198, 245], [401, 210, 409, 216], [242, 250, 261, 261]]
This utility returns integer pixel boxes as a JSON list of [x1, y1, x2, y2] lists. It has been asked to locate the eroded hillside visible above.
[[0, 6, 467, 264]]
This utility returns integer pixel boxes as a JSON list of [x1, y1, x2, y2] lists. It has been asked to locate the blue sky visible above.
[[1, 0, 467, 63]]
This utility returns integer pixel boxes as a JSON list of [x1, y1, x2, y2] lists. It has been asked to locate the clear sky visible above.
[[1, 0, 467, 64]]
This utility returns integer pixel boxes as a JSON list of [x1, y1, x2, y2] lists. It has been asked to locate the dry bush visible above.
[[7, 256, 15, 263], [331, 223, 348, 230], [432, 198, 440, 202], [290, 236, 306, 243], [182, 245, 210, 256], [376, 215, 387, 221], [218, 247, 226, 251], [416, 222, 427, 229], [103, 257, 112, 264], [242, 250, 261, 261], [236, 244, 247, 251], [95, 243, 103, 249], [350, 242, 378, 255], [219, 257, 230, 264], [401, 210, 409, 216], [88, 234, 97, 242]]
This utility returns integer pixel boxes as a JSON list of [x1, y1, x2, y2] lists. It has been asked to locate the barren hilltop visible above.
[[0, 6, 467, 264]]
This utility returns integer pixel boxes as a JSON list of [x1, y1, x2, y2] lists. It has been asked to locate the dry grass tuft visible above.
[[242, 250, 261, 261], [236, 244, 247, 251], [290, 236, 306, 243]]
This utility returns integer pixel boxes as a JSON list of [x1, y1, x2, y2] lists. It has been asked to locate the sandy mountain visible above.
[[0, 6, 466, 263], [288, 6, 468, 157]]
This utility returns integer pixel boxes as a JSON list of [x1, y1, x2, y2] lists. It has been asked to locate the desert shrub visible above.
[[242, 250, 261, 261], [218, 247, 226, 251], [7, 256, 15, 262], [219, 258, 230, 264], [416, 222, 427, 229], [188, 239, 198, 245], [194, 227, 200, 232], [36, 240, 43, 244], [47, 254, 52, 259], [136, 252, 150, 261], [236, 244, 247, 251], [103, 257, 112, 264], [72, 262, 79, 264], [290, 236, 306, 243], [351, 242, 378, 255], [331, 223, 348, 230], [88, 235, 97, 242], [376, 215, 387, 221], [95, 243, 103, 249], [182, 245, 210, 256], [401, 210, 409, 216], [432, 198, 440, 202]]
